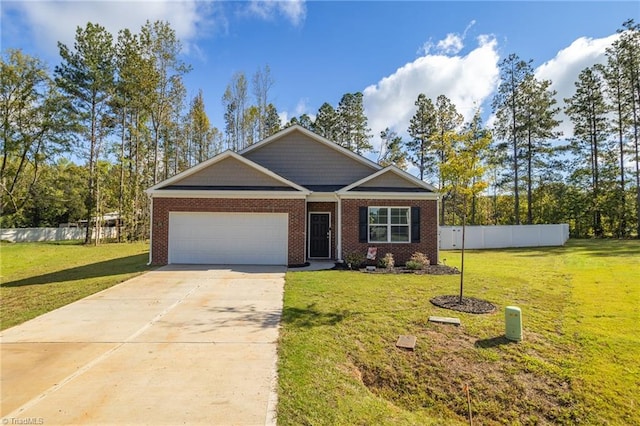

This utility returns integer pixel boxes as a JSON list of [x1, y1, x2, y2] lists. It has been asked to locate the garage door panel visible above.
[[168, 212, 288, 265]]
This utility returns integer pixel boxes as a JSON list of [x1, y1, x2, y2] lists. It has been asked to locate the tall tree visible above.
[[377, 127, 407, 169], [565, 66, 610, 237], [1, 49, 74, 226], [314, 102, 339, 140], [252, 65, 274, 140], [222, 71, 248, 150], [113, 28, 154, 241], [492, 54, 534, 224], [263, 103, 281, 137], [336, 92, 372, 154], [140, 20, 190, 183], [433, 94, 463, 224], [606, 20, 640, 237], [465, 111, 492, 225], [55, 22, 115, 243], [517, 75, 562, 224], [406, 93, 436, 180], [188, 89, 215, 163]]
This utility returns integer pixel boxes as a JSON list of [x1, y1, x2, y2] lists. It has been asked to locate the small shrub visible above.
[[405, 260, 423, 270], [344, 252, 365, 270], [406, 252, 429, 270], [378, 253, 395, 269]]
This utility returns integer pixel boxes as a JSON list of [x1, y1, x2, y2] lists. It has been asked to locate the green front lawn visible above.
[[0, 241, 150, 330], [277, 240, 640, 425]]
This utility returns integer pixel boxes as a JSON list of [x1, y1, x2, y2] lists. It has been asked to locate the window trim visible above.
[[367, 206, 411, 243]]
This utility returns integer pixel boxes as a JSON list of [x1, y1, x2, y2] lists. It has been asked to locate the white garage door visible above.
[[168, 212, 288, 265]]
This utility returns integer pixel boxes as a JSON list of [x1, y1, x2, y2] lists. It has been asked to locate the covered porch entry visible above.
[[307, 201, 337, 260]]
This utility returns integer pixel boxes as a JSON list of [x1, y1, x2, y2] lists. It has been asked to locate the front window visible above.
[[369, 207, 410, 243]]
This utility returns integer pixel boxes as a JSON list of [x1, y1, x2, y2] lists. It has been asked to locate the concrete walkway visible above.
[[1, 265, 285, 425]]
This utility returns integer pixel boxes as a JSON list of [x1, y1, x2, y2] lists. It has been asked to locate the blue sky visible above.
[[2, 1, 638, 153]]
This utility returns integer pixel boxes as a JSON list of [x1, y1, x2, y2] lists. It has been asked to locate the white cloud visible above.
[[419, 20, 475, 56], [364, 35, 500, 157], [4, 1, 211, 57], [436, 33, 464, 55], [246, 0, 306, 26], [534, 33, 620, 138], [278, 97, 314, 125]]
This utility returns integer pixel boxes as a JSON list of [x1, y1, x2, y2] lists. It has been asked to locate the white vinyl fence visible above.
[[1, 227, 117, 243], [439, 224, 570, 250]]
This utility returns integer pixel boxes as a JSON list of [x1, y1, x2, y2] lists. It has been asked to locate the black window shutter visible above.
[[359, 207, 368, 243], [411, 207, 420, 243]]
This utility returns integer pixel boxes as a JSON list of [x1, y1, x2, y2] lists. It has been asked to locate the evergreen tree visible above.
[[517, 75, 562, 224], [263, 103, 281, 137], [314, 102, 339, 141], [565, 66, 610, 237], [336, 92, 372, 154], [492, 54, 534, 224], [406, 93, 436, 180], [55, 22, 115, 243], [605, 20, 640, 236]]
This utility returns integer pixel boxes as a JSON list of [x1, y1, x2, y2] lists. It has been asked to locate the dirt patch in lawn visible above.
[[351, 325, 582, 425]]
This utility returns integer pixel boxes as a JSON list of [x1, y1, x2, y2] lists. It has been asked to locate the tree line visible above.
[[1, 19, 638, 241]]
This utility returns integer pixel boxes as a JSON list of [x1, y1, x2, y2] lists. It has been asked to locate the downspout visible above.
[[147, 193, 153, 266], [304, 199, 308, 262], [436, 192, 440, 264], [335, 193, 342, 261]]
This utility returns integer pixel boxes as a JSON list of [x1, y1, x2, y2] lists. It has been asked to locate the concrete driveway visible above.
[[1, 265, 285, 425]]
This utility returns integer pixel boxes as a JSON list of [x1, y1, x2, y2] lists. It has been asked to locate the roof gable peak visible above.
[[240, 125, 381, 171]]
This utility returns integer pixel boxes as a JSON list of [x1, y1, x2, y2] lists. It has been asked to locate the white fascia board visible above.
[[239, 125, 382, 172], [338, 166, 438, 193], [337, 192, 439, 201], [150, 190, 308, 199], [146, 150, 309, 195], [307, 192, 339, 202]]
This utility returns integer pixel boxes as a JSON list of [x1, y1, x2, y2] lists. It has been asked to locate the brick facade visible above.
[[306, 202, 337, 259], [151, 197, 306, 265], [341, 199, 438, 265], [151, 197, 438, 267]]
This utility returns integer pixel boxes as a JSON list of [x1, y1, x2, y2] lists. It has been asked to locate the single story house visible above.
[[146, 125, 439, 266]]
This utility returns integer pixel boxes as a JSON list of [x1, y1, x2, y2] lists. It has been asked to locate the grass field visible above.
[[277, 240, 640, 425], [0, 241, 150, 330]]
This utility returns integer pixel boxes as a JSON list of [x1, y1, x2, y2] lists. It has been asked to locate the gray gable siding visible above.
[[358, 172, 425, 189], [171, 157, 286, 187], [244, 132, 377, 186]]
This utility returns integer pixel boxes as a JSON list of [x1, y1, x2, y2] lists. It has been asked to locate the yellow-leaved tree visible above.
[[440, 112, 491, 303]]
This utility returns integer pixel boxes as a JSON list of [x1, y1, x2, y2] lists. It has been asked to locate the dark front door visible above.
[[309, 213, 330, 258]]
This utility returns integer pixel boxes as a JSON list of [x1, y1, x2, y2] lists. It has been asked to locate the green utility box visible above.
[[505, 306, 522, 341]]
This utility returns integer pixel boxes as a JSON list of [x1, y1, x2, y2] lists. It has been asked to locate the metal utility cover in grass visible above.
[[428, 316, 461, 326], [396, 335, 417, 350]]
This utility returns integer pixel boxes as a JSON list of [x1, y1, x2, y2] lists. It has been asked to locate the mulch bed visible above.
[[430, 295, 496, 314], [358, 265, 461, 275]]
